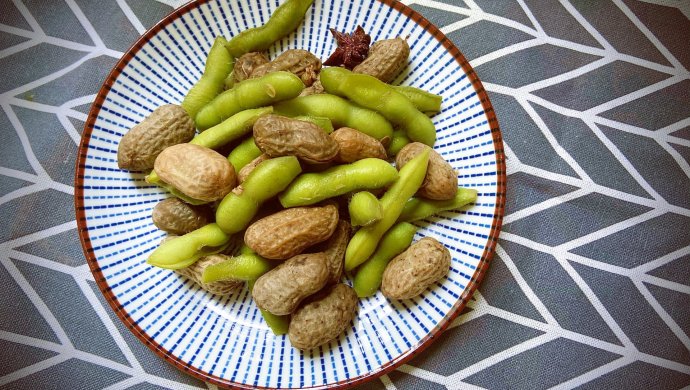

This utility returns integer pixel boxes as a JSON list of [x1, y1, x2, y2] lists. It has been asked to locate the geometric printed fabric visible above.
[[0, 0, 689, 389]]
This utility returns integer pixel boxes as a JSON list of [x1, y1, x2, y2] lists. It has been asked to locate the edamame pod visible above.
[[216, 156, 302, 234], [320, 67, 436, 146], [202, 252, 274, 283], [353, 222, 417, 297], [182, 37, 234, 119], [196, 71, 305, 130], [344, 148, 430, 271], [147, 223, 230, 269], [225, 0, 314, 57], [349, 191, 382, 227], [387, 129, 410, 157], [227, 136, 262, 171], [393, 85, 442, 114], [273, 94, 393, 141], [278, 158, 399, 207], [190, 107, 272, 150], [397, 187, 478, 222]]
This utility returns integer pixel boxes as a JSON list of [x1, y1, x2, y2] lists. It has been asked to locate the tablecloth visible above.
[[1, 0, 689, 389]]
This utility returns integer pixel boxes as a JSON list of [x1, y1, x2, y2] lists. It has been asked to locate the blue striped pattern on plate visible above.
[[76, 0, 504, 388]]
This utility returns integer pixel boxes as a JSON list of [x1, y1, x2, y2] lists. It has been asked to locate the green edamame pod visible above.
[[202, 252, 274, 282], [148, 223, 230, 269], [292, 115, 334, 133], [247, 280, 290, 335], [225, 0, 314, 57], [216, 156, 302, 234], [145, 172, 207, 205], [344, 148, 430, 271], [278, 158, 399, 207], [387, 129, 410, 157], [393, 85, 442, 114], [182, 36, 234, 119], [320, 67, 436, 146], [353, 222, 417, 297], [397, 187, 478, 222], [196, 71, 305, 131], [349, 191, 383, 227], [190, 107, 272, 150], [273, 94, 393, 141], [227, 136, 262, 171]]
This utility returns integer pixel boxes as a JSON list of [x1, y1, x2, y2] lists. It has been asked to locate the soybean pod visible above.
[[216, 156, 302, 234], [225, 0, 314, 57], [273, 94, 393, 141], [397, 187, 478, 223], [227, 136, 262, 171], [195, 71, 305, 131], [353, 222, 417, 297], [393, 85, 442, 114], [182, 36, 234, 119], [202, 248, 274, 283], [147, 223, 230, 270], [344, 148, 430, 271], [190, 107, 272, 150], [278, 158, 399, 208], [386, 129, 410, 157], [320, 67, 436, 146], [349, 191, 382, 227]]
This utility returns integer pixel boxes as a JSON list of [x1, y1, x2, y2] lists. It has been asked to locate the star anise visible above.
[[323, 25, 371, 69]]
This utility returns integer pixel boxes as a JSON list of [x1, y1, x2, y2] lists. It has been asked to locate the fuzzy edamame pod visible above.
[[202, 249, 274, 283], [182, 37, 234, 119], [190, 107, 272, 150], [195, 71, 305, 131], [397, 187, 478, 222], [387, 129, 410, 157], [225, 0, 314, 57], [349, 191, 382, 227], [353, 222, 417, 297], [278, 158, 399, 208], [147, 223, 230, 270], [273, 94, 393, 141], [344, 148, 430, 271], [393, 85, 442, 114], [320, 67, 436, 146], [216, 156, 302, 234], [227, 136, 262, 171]]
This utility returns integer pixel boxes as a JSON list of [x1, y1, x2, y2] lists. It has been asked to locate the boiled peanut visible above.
[[381, 237, 451, 299], [250, 49, 321, 87], [233, 52, 270, 84], [154, 143, 237, 202], [117, 104, 194, 171], [288, 284, 358, 350], [253, 114, 339, 163], [244, 203, 339, 259], [311, 220, 351, 284], [396, 142, 458, 200], [353, 37, 410, 83], [252, 253, 330, 315], [330, 127, 387, 163], [176, 254, 243, 295], [151, 198, 212, 235]]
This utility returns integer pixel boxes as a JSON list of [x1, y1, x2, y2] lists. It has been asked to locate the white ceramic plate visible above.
[[76, 0, 505, 388]]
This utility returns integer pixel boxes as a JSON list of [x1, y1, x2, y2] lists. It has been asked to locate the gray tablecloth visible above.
[[1, 0, 689, 389]]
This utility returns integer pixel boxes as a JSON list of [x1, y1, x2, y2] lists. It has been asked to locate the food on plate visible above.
[[115, 0, 479, 349]]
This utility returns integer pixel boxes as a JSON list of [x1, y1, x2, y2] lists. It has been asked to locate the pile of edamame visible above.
[[119, 0, 479, 342]]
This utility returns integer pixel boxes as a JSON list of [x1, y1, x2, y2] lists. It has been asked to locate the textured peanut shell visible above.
[[288, 283, 358, 350], [245, 203, 339, 259], [237, 154, 269, 183], [117, 104, 195, 171], [352, 38, 410, 83], [175, 254, 243, 295], [253, 115, 339, 163], [154, 143, 237, 202], [381, 237, 451, 299], [312, 220, 351, 284], [151, 197, 212, 235], [299, 79, 324, 96], [331, 127, 387, 163], [396, 142, 458, 200], [252, 253, 330, 315], [233, 52, 270, 84], [250, 49, 321, 87]]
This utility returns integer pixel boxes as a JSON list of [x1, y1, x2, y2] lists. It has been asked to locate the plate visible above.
[[75, 0, 505, 388]]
